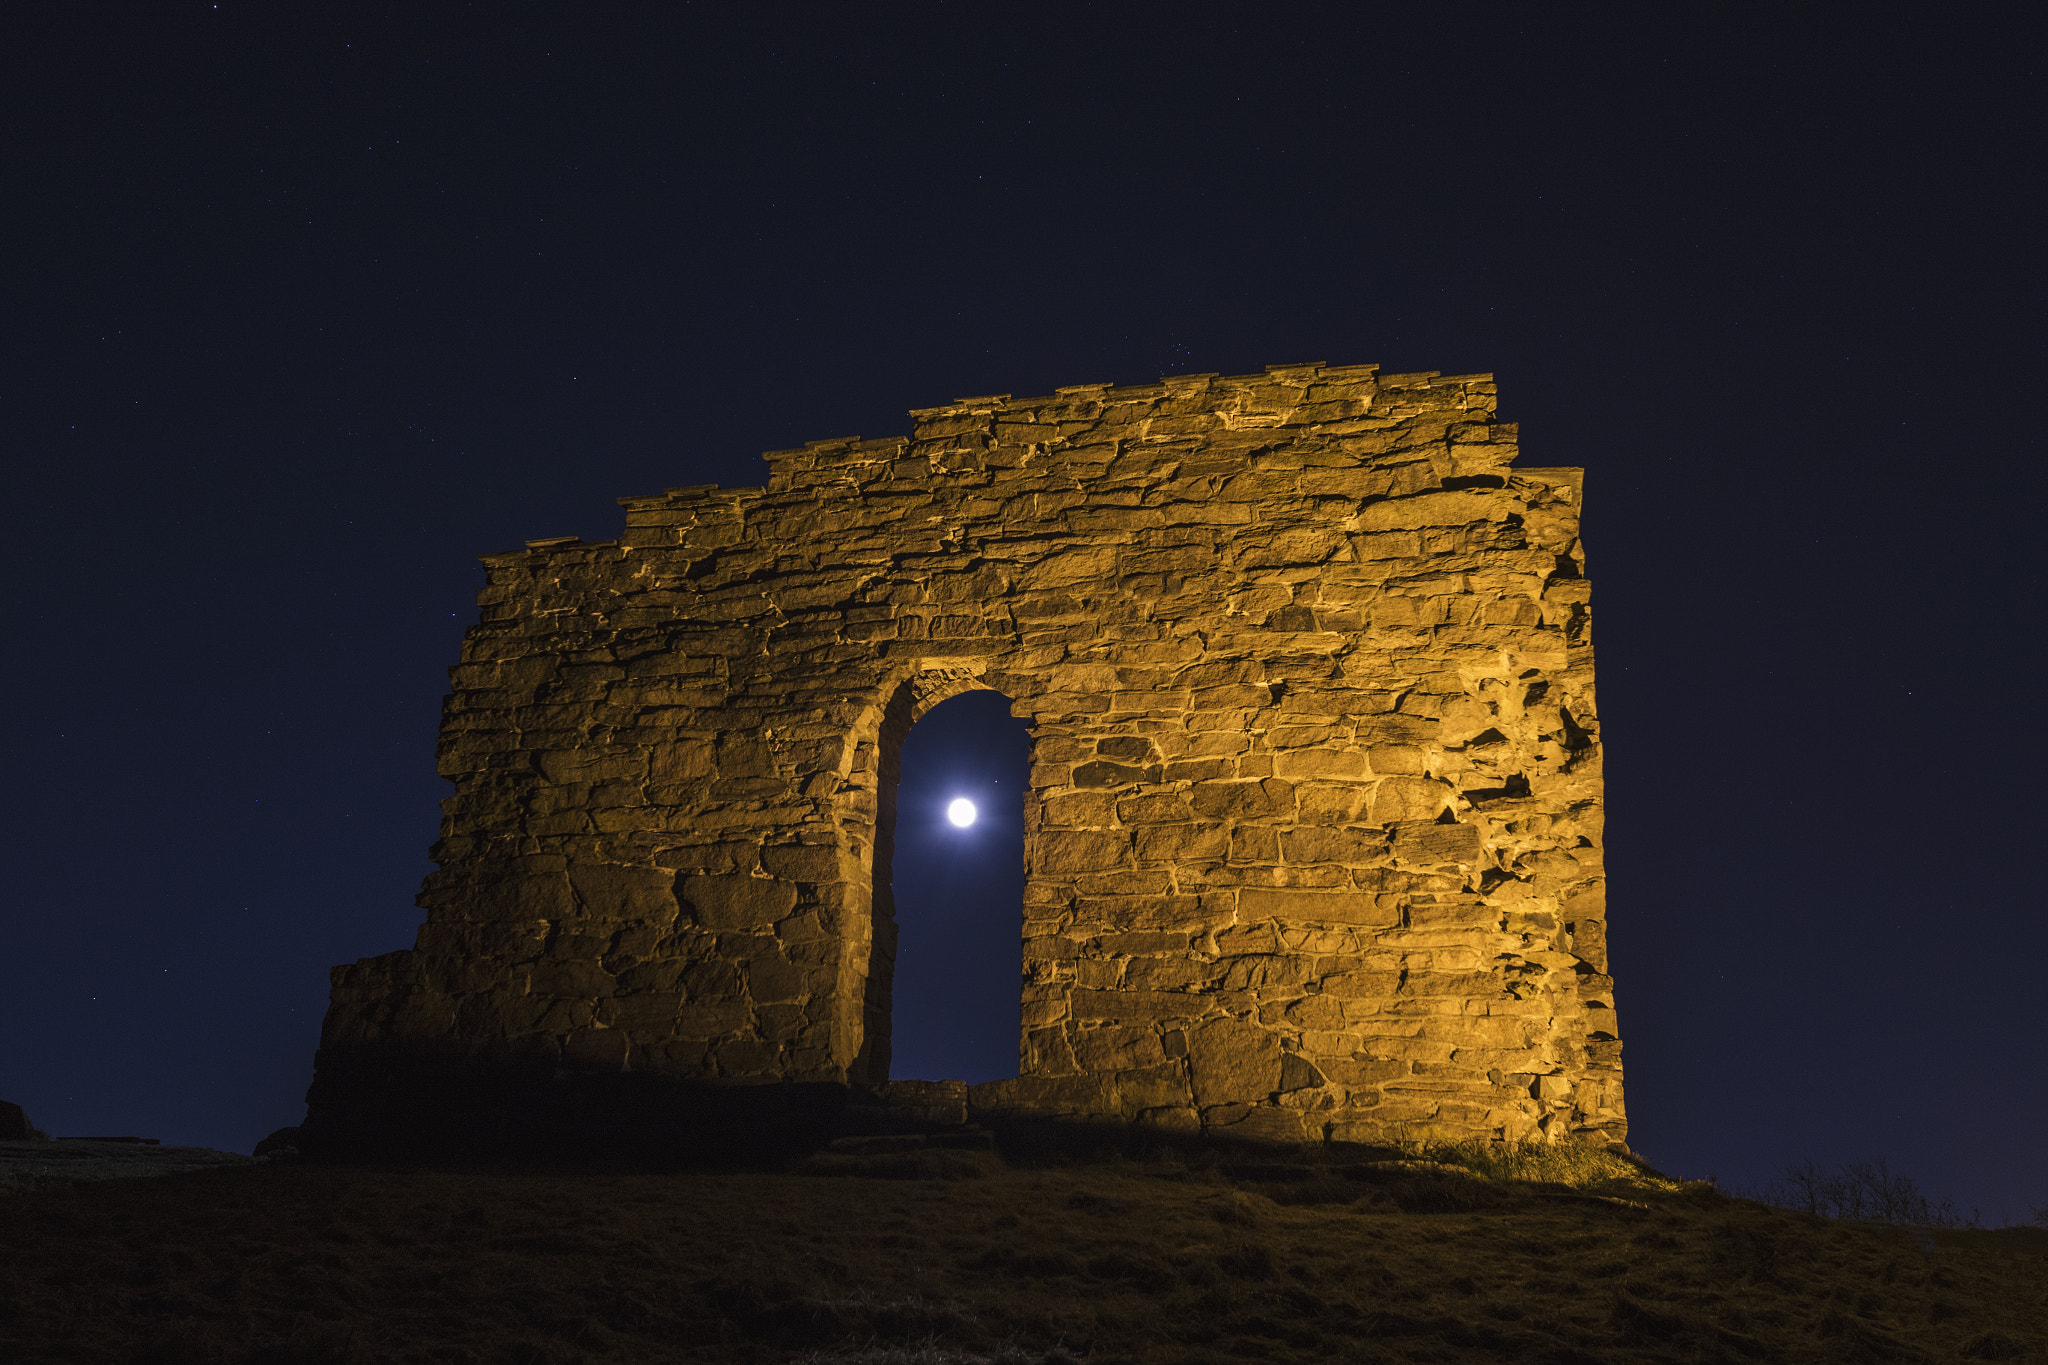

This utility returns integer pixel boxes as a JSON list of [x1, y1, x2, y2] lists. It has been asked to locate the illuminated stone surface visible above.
[[310, 363, 1622, 1150]]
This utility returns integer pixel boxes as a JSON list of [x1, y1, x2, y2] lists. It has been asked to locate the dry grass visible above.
[[1, 1140, 2043, 1363], [1414, 1138, 1682, 1193]]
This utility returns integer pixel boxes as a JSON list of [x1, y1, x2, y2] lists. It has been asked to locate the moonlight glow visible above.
[[946, 798, 977, 828]]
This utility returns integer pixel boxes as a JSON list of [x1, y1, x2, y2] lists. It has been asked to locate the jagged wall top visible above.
[[514, 364, 1514, 557], [309, 358, 1620, 1156]]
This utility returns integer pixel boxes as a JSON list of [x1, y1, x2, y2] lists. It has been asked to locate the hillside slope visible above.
[[1, 1141, 2042, 1363]]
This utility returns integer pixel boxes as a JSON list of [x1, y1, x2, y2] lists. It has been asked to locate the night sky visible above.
[[3, 7, 2042, 1220], [891, 692, 1032, 1086]]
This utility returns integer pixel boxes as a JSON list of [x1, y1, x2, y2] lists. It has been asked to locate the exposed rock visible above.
[[253, 1126, 302, 1160], [0, 1101, 32, 1142], [307, 362, 1623, 1154]]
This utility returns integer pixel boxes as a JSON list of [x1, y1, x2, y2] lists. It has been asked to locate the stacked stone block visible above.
[[311, 362, 1624, 1150]]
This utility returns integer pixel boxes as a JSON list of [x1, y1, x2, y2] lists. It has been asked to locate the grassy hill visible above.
[[1, 1136, 2042, 1363]]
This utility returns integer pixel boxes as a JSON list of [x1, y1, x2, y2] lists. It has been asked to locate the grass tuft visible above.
[[1396, 1137, 1696, 1196]]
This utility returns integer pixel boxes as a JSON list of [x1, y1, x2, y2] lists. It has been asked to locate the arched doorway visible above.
[[873, 688, 1031, 1082]]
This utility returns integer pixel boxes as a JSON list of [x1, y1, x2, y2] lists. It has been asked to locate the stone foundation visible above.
[[306, 362, 1622, 1155]]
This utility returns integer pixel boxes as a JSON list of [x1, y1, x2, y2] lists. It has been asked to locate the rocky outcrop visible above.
[[307, 363, 1621, 1156], [0, 1101, 34, 1142]]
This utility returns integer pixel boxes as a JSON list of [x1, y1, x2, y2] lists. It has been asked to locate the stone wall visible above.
[[307, 362, 1623, 1153]]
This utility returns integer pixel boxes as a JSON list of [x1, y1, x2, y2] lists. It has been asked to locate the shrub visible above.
[[1755, 1157, 1974, 1228]]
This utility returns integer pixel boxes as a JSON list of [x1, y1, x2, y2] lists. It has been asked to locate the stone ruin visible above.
[[303, 362, 1624, 1157]]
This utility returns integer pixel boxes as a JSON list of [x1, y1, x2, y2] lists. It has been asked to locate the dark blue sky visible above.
[[1, 5, 2042, 1220]]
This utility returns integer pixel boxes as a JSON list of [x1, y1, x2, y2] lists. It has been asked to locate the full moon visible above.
[[946, 798, 977, 828]]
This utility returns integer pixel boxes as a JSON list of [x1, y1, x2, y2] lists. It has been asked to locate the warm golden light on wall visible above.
[[308, 362, 1623, 1157]]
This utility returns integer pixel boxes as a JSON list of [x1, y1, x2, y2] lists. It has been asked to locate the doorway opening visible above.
[[869, 687, 1031, 1083]]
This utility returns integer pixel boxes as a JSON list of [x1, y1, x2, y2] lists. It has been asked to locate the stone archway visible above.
[[864, 678, 1032, 1086], [857, 668, 1022, 1085], [307, 363, 1626, 1156]]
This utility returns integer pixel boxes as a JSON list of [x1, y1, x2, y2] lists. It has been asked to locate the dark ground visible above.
[[2, 1143, 2042, 1364]]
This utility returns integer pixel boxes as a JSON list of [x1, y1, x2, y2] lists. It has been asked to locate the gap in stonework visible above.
[[886, 690, 1030, 1083]]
